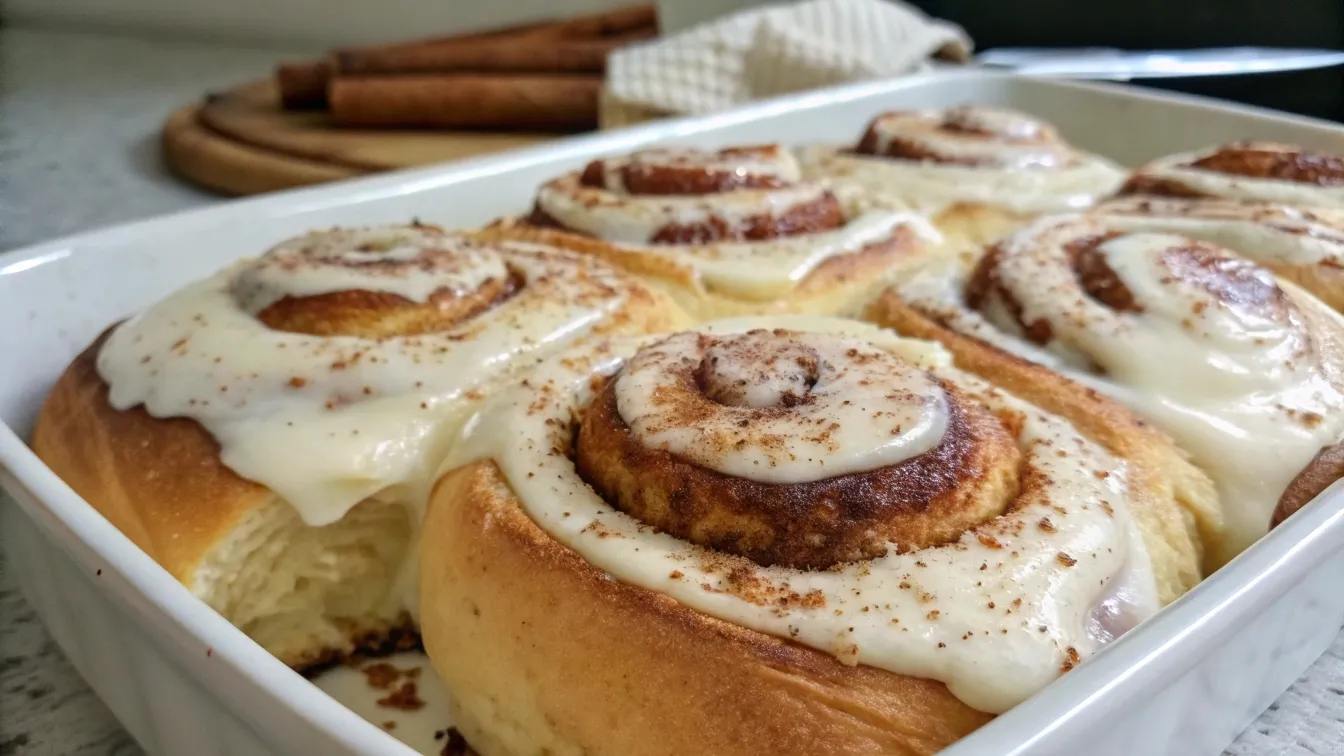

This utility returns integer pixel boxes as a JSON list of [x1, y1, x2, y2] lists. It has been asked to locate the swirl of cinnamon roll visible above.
[[1091, 196, 1344, 312], [486, 144, 935, 320], [421, 315, 1215, 755], [796, 106, 1125, 251], [855, 107, 1076, 169], [870, 214, 1344, 562], [93, 223, 683, 521], [1122, 141, 1344, 207], [32, 223, 685, 668]]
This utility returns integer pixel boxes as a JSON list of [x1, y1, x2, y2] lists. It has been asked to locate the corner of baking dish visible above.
[[3, 70, 1344, 756]]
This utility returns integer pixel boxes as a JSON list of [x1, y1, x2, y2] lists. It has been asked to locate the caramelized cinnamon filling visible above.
[[965, 228, 1296, 382], [965, 245, 1055, 345], [856, 132, 991, 166], [852, 108, 1066, 167], [238, 225, 529, 338], [1118, 175, 1212, 198], [526, 205, 569, 230], [256, 268, 523, 338], [574, 355, 1022, 571], [1159, 245, 1286, 314], [581, 145, 791, 195], [1189, 146, 1344, 186], [648, 193, 847, 244], [531, 195, 847, 244], [967, 233, 1148, 346], [1071, 235, 1142, 314], [539, 144, 855, 246]]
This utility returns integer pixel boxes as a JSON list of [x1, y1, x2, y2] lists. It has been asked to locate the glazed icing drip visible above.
[[615, 329, 948, 483], [897, 215, 1344, 558], [1131, 142, 1344, 207], [233, 226, 507, 312], [96, 227, 642, 527], [448, 315, 1161, 714], [795, 106, 1124, 215], [534, 145, 936, 300], [1093, 196, 1344, 267]]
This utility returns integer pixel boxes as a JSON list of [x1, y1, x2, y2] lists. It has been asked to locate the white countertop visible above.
[[1, 23, 1343, 756]]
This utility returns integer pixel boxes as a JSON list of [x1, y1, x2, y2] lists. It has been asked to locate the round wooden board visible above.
[[162, 79, 564, 196]]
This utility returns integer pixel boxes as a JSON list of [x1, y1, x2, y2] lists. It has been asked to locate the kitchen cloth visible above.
[[602, 0, 972, 127]]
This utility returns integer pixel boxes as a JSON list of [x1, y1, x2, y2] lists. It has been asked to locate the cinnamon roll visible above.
[[30, 224, 687, 668], [1122, 141, 1344, 208], [797, 106, 1126, 252], [421, 315, 1214, 756], [482, 144, 937, 321], [1091, 196, 1344, 312], [868, 215, 1344, 562]]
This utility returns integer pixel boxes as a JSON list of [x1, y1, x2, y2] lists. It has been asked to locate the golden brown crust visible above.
[[1272, 442, 1344, 528], [421, 460, 995, 756], [31, 330, 273, 586], [575, 371, 1020, 569], [864, 291, 1221, 598], [1261, 260, 1344, 314], [480, 218, 924, 321], [29, 237, 690, 671], [30, 332, 420, 669]]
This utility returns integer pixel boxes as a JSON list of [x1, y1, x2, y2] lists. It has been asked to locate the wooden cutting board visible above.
[[161, 79, 568, 196]]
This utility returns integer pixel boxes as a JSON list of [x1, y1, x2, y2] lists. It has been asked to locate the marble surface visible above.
[[2, 23, 1344, 756]]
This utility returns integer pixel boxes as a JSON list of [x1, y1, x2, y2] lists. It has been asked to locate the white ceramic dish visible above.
[[3, 70, 1344, 756]]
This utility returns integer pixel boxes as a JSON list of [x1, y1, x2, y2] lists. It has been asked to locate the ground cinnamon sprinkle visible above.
[[377, 681, 426, 711], [361, 662, 401, 690], [1061, 645, 1082, 672]]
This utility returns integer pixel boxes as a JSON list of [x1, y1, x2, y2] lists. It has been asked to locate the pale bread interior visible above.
[[190, 497, 412, 668]]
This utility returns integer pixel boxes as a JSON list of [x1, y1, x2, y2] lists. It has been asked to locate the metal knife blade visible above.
[[975, 47, 1344, 80]]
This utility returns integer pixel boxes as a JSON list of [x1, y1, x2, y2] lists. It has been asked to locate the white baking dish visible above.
[[3, 70, 1344, 756]]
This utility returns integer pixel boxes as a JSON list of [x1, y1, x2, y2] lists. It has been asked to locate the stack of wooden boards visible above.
[[161, 4, 657, 196]]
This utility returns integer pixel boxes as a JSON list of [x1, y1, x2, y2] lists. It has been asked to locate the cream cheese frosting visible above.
[[1093, 196, 1344, 269], [96, 227, 653, 528], [896, 216, 1344, 559], [446, 315, 1161, 714], [1127, 142, 1344, 208], [533, 146, 937, 300], [796, 107, 1126, 215]]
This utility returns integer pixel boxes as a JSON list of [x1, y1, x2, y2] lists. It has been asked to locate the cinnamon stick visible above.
[[276, 4, 655, 113], [538, 3, 657, 38], [276, 18, 567, 107], [276, 61, 333, 109], [334, 28, 653, 76], [328, 74, 601, 130]]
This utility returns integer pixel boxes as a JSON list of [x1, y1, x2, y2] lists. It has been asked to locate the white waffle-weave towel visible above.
[[605, 0, 971, 124]]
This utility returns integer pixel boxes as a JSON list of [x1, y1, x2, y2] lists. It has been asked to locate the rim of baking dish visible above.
[[3, 69, 1344, 755]]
